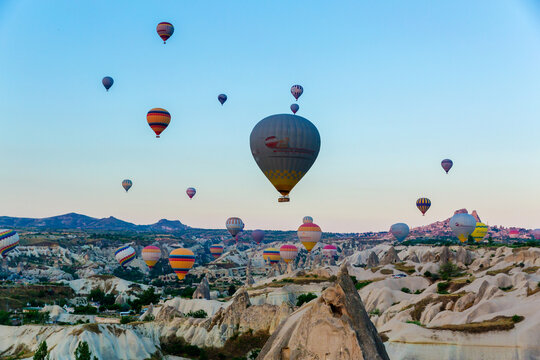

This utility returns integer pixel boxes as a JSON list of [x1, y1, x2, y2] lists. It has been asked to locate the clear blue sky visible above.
[[1, 0, 540, 232]]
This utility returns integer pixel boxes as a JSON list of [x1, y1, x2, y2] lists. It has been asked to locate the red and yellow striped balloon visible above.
[[210, 244, 224, 259], [147, 108, 171, 138], [156, 22, 174, 43], [298, 222, 322, 252], [142, 245, 161, 269], [169, 248, 195, 280], [279, 244, 298, 263]]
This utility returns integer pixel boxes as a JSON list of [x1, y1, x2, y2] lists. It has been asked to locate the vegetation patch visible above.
[[296, 293, 318, 307], [410, 294, 462, 321], [380, 269, 394, 275], [523, 266, 539, 274], [394, 263, 416, 274], [370, 266, 382, 273], [486, 265, 514, 276], [430, 315, 524, 333], [406, 320, 423, 326]]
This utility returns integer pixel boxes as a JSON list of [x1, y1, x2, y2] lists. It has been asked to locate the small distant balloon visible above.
[[226, 217, 244, 239], [0, 230, 19, 258], [186, 187, 196, 199], [156, 22, 174, 43], [218, 94, 227, 105], [322, 244, 337, 258], [210, 244, 224, 259], [122, 180, 132, 192], [291, 85, 303, 100], [390, 223, 410, 242], [280, 244, 298, 263], [449, 213, 477, 242], [441, 159, 453, 174], [290, 104, 299, 114], [115, 245, 136, 267], [147, 108, 171, 138], [416, 198, 431, 216], [169, 248, 195, 280], [532, 229, 540, 240], [251, 230, 265, 244], [298, 222, 322, 252], [303, 216, 313, 224], [102, 77, 114, 91], [263, 247, 280, 264], [142, 246, 161, 269]]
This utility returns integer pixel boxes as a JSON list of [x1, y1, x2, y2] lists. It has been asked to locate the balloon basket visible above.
[[278, 196, 290, 203]]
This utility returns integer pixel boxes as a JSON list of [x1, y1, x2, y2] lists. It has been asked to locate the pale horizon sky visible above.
[[2, 1, 540, 232]]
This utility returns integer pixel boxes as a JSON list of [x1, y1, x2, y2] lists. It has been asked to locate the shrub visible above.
[[414, 289, 424, 294], [511, 315, 523, 323], [355, 280, 373, 290], [296, 293, 317, 307], [401, 287, 411, 294], [437, 282, 450, 294], [439, 262, 461, 280], [73, 305, 97, 315], [406, 320, 423, 326], [74, 341, 98, 360], [186, 309, 208, 318], [120, 316, 135, 324], [369, 309, 381, 316], [33, 340, 48, 360]]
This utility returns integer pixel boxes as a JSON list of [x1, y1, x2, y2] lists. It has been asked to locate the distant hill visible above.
[[0, 213, 188, 233]]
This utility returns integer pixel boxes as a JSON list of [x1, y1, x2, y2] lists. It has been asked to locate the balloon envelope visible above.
[[102, 76, 114, 91], [471, 222, 488, 242], [303, 216, 313, 224], [210, 244, 224, 259], [218, 94, 227, 105], [441, 159, 453, 174], [290, 103, 299, 114], [142, 246, 161, 269], [250, 114, 320, 202], [147, 108, 171, 138], [0, 229, 19, 258], [186, 187, 196, 199], [298, 222, 322, 252], [449, 213, 477, 242], [169, 248, 195, 280], [156, 22, 174, 43], [390, 223, 410, 242], [226, 217, 244, 238], [115, 245, 136, 267], [251, 230, 265, 244], [322, 244, 337, 258], [263, 248, 280, 264], [416, 198, 431, 215], [532, 229, 540, 240], [122, 179, 132, 192], [280, 244, 298, 263], [291, 85, 303, 100]]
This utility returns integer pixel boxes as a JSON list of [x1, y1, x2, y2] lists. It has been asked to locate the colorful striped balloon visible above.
[[471, 222, 488, 242], [122, 179, 132, 192], [226, 217, 244, 239], [142, 246, 161, 269], [186, 187, 196, 199], [0, 230, 19, 258], [263, 248, 281, 264], [156, 22, 174, 43], [169, 248, 195, 280], [291, 84, 303, 100], [298, 222, 322, 252], [210, 244, 224, 259], [322, 244, 337, 258], [416, 198, 431, 216], [280, 244, 298, 263], [303, 216, 313, 224], [147, 108, 171, 138], [115, 245, 136, 267]]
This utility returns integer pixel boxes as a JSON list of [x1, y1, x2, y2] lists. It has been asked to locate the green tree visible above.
[[296, 293, 317, 306], [228, 284, 237, 296], [33, 340, 49, 360], [467, 235, 475, 245], [74, 341, 97, 360], [0, 310, 10, 325], [438, 261, 460, 280]]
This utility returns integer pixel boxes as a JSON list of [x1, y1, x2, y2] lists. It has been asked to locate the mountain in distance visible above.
[[0, 213, 188, 233]]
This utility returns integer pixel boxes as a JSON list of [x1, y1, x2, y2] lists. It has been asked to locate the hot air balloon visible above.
[[471, 222, 488, 242], [441, 159, 453, 174], [291, 85, 303, 100], [416, 198, 431, 216], [449, 213, 477, 243], [122, 179, 132, 192], [102, 76, 114, 91], [532, 229, 540, 240], [303, 216, 313, 224], [142, 246, 161, 269], [290, 104, 299, 114], [298, 222, 322, 252], [263, 248, 281, 264], [147, 108, 171, 138], [210, 244, 224, 259], [186, 187, 196, 199], [280, 244, 298, 263], [390, 223, 410, 242], [0, 230, 19, 258], [251, 230, 265, 244], [218, 94, 227, 105], [169, 248, 195, 280], [115, 245, 136, 267], [322, 244, 337, 258], [250, 114, 321, 202], [156, 22, 174, 43], [226, 217, 244, 239]]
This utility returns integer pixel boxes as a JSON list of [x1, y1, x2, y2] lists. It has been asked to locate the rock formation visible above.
[[456, 247, 472, 266], [257, 264, 390, 360], [379, 247, 400, 265], [471, 210, 481, 222], [192, 276, 211, 300], [366, 251, 379, 267], [439, 246, 451, 264]]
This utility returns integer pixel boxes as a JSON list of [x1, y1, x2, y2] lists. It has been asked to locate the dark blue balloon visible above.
[[218, 94, 227, 105], [102, 76, 114, 91]]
